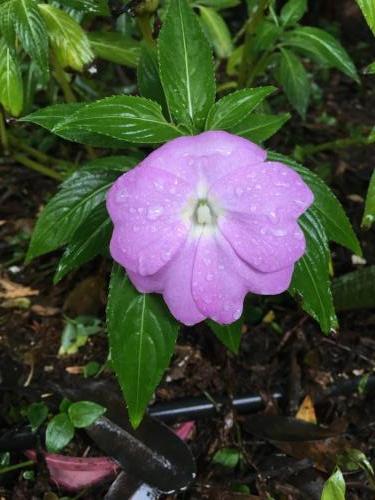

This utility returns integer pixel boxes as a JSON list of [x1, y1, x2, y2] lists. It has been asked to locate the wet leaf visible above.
[[321, 468, 345, 500], [68, 401, 106, 428], [46, 413, 75, 453]]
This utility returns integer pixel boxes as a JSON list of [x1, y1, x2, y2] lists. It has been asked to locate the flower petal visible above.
[[107, 165, 191, 275], [142, 131, 266, 187], [218, 213, 306, 273], [210, 161, 314, 219], [192, 232, 294, 324]]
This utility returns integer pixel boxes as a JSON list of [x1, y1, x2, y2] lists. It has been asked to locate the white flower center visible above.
[[195, 201, 214, 225]]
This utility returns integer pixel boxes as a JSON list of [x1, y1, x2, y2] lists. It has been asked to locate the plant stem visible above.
[[52, 56, 77, 103], [0, 460, 34, 475], [13, 154, 64, 181], [8, 135, 72, 168], [137, 16, 155, 47], [0, 107, 9, 154], [238, 0, 270, 88]]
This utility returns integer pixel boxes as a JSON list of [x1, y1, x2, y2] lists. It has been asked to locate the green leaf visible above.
[[138, 44, 168, 114], [107, 265, 179, 428], [196, 0, 240, 8], [280, 0, 307, 27], [356, 0, 375, 36], [0, 1, 16, 45], [275, 48, 310, 118], [212, 448, 241, 468], [0, 39, 23, 116], [26, 156, 136, 261], [54, 96, 183, 144], [252, 20, 282, 54], [361, 169, 375, 229], [365, 60, 375, 74], [333, 266, 375, 311], [268, 152, 362, 256], [207, 319, 242, 354], [21, 102, 130, 147], [158, 0, 215, 131], [54, 202, 112, 283], [58, 0, 109, 16], [13, 0, 48, 73], [321, 468, 346, 500], [38, 4, 93, 72], [26, 402, 48, 432], [46, 413, 75, 452], [68, 401, 106, 428], [205, 86, 275, 130], [232, 113, 290, 143], [289, 209, 337, 333], [89, 32, 140, 68], [199, 5, 232, 59], [284, 27, 359, 82]]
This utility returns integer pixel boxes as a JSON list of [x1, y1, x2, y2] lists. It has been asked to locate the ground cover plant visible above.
[[0, 0, 375, 498]]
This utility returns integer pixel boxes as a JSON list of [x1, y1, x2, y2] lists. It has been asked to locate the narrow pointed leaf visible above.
[[27, 157, 136, 261], [232, 113, 290, 143], [199, 6, 233, 59], [0, 0, 16, 45], [289, 209, 337, 333], [321, 468, 346, 500], [207, 319, 242, 354], [158, 0, 215, 131], [89, 32, 140, 67], [54, 96, 183, 144], [107, 266, 179, 428], [54, 203, 112, 283], [58, 0, 109, 15], [38, 4, 93, 71], [356, 0, 375, 35], [13, 0, 48, 73], [138, 44, 168, 114], [275, 48, 310, 118], [280, 0, 307, 27], [0, 39, 23, 116], [268, 152, 361, 255], [205, 86, 275, 130], [284, 27, 359, 82], [333, 266, 375, 311]]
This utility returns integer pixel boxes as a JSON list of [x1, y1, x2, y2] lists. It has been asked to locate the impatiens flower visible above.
[[106, 131, 313, 326]]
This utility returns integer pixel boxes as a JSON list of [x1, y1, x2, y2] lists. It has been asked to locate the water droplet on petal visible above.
[[153, 180, 164, 192], [235, 187, 243, 197], [271, 228, 287, 237], [129, 207, 136, 214], [132, 225, 140, 232], [147, 206, 164, 220], [232, 308, 241, 320], [206, 273, 214, 281]]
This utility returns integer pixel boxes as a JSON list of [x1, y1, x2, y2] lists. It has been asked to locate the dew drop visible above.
[[235, 187, 243, 197], [147, 206, 164, 220], [232, 308, 241, 320], [206, 273, 214, 281], [153, 180, 164, 192], [271, 228, 287, 237], [129, 207, 136, 214], [132, 225, 140, 232], [218, 264, 225, 270], [115, 190, 128, 202]]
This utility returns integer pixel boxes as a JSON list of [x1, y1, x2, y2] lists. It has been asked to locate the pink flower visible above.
[[107, 131, 313, 326]]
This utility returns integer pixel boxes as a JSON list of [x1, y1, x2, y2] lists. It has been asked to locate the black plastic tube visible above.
[[148, 391, 284, 422]]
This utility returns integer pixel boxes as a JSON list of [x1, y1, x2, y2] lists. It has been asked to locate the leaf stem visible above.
[[0, 460, 34, 475], [0, 107, 9, 154], [13, 154, 64, 181], [8, 135, 72, 168], [52, 55, 77, 103], [137, 16, 155, 47]]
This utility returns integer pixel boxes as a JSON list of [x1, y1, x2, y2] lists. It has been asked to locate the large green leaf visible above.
[[26, 156, 136, 261], [13, 0, 48, 73], [232, 113, 290, 143], [333, 266, 375, 311], [356, 0, 375, 36], [53, 96, 183, 144], [0, 0, 16, 45], [58, 0, 109, 15], [321, 468, 346, 500], [280, 0, 307, 27], [198, 5, 233, 59], [21, 102, 129, 147], [137, 44, 168, 115], [38, 4, 93, 72], [205, 86, 275, 130], [158, 0, 215, 131], [107, 265, 179, 428], [196, 0, 240, 8], [54, 202, 112, 283], [275, 48, 310, 118], [89, 32, 140, 68], [207, 319, 242, 354], [290, 209, 337, 333], [284, 27, 359, 82], [362, 169, 375, 229], [268, 152, 361, 256], [0, 39, 23, 116]]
